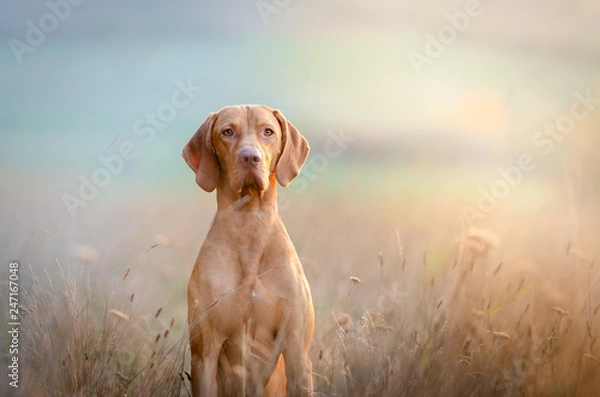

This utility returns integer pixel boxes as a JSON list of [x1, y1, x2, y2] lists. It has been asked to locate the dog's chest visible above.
[[199, 212, 299, 326]]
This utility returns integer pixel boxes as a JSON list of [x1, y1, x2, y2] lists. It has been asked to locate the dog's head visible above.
[[182, 105, 309, 194]]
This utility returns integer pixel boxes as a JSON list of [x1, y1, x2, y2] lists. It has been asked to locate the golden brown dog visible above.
[[182, 105, 314, 396]]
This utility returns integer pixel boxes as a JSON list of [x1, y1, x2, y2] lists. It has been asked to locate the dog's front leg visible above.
[[190, 340, 224, 397], [282, 344, 313, 397]]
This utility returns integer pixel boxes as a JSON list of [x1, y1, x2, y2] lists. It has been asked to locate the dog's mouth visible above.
[[234, 169, 268, 194]]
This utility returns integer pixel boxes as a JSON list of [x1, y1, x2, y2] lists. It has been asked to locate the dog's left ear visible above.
[[273, 109, 310, 187], [182, 112, 220, 192]]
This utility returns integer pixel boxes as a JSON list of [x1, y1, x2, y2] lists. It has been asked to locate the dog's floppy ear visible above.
[[273, 109, 310, 187], [182, 112, 220, 192]]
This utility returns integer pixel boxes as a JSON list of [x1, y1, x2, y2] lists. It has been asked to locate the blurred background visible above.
[[1, 0, 599, 348]]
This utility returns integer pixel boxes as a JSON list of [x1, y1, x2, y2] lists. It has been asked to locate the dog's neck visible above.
[[211, 174, 286, 278]]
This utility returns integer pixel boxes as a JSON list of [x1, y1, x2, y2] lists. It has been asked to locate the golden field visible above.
[[10, 132, 600, 395]]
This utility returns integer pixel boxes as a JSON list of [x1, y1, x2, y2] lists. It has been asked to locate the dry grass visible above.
[[309, 239, 600, 396], [10, 161, 600, 396], [19, 263, 189, 396]]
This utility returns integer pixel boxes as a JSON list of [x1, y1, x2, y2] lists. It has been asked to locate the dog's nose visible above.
[[239, 147, 262, 167]]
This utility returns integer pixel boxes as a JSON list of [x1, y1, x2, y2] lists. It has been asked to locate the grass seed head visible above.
[[109, 309, 130, 321]]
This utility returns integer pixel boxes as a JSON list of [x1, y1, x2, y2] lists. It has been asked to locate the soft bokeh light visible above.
[[1, 0, 599, 394]]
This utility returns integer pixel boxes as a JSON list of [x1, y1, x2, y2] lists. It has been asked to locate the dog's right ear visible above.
[[182, 112, 220, 192]]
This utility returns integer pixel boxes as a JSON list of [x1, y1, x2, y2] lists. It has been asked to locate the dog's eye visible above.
[[222, 128, 234, 137], [263, 128, 274, 137]]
